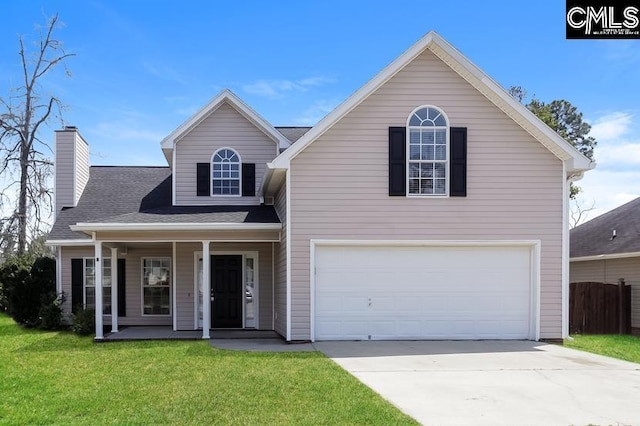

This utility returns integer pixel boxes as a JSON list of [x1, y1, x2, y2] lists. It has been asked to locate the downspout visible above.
[[563, 167, 585, 339], [561, 161, 569, 339]]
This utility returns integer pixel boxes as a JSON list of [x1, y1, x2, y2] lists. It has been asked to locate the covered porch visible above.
[[102, 326, 280, 341], [68, 208, 282, 341]]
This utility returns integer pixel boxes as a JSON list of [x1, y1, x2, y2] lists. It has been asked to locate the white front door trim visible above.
[[310, 239, 541, 342], [194, 250, 259, 330]]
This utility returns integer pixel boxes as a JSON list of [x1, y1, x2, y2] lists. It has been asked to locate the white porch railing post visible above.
[[110, 247, 118, 333], [202, 241, 211, 339], [95, 242, 104, 340]]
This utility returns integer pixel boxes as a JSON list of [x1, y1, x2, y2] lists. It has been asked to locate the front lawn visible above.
[[0, 314, 416, 425], [565, 334, 640, 364]]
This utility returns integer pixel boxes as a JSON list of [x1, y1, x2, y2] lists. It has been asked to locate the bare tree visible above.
[[570, 197, 596, 228], [0, 14, 74, 256]]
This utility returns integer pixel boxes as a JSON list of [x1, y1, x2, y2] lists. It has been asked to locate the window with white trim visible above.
[[407, 106, 449, 195], [211, 148, 241, 196], [142, 258, 171, 315], [84, 258, 112, 315]]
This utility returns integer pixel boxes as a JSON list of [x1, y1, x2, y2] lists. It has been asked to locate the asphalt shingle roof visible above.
[[49, 166, 280, 241], [275, 126, 312, 143], [570, 196, 640, 258]]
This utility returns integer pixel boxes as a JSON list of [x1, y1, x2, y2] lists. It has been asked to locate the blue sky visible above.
[[2, 0, 639, 221]]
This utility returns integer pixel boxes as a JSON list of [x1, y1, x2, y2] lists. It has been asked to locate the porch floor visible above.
[[102, 327, 280, 341]]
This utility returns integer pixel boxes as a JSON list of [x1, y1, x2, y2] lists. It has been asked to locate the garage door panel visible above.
[[315, 244, 533, 341]]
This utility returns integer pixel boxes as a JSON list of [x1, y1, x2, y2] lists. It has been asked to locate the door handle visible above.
[[210, 295, 215, 301]]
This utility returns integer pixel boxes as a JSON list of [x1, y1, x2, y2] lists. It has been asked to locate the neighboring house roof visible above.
[[48, 166, 280, 242], [571, 197, 640, 260], [160, 89, 290, 165], [269, 31, 593, 175]]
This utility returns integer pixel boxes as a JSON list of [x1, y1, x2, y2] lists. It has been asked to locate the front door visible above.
[[211, 255, 243, 328]]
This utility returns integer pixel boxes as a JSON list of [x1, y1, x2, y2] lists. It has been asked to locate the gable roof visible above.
[[570, 197, 640, 260], [47, 166, 280, 243], [160, 89, 290, 165], [269, 31, 593, 174]]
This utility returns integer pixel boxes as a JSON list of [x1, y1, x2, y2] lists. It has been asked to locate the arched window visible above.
[[407, 106, 449, 195], [211, 148, 241, 196]]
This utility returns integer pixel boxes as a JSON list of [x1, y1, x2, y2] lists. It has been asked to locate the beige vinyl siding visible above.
[[55, 131, 75, 212], [55, 130, 90, 214], [175, 242, 198, 330], [74, 133, 90, 203], [273, 180, 287, 337], [288, 49, 564, 340], [175, 102, 278, 205], [570, 258, 640, 328]]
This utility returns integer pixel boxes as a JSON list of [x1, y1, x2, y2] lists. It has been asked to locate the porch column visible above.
[[172, 242, 177, 331], [202, 240, 211, 339], [110, 247, 118, 333], [95, 242, 104, 340]]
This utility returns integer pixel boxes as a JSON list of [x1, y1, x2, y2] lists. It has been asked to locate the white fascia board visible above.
[[271, 32, 437, 169], [260, 163, 287, 196], [426, 36, 592, 173], [570, 251, 640, 262], [70, 222, 282, 232], [45, 239, 95, 246], [271, 30, 593, 174], [160, 89, 289, 152]]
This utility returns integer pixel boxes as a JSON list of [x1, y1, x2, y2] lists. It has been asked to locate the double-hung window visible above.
[[211, 148, 241, 196], [84, 258, 112, 314], [142, 258, 171, 315], [407, 106, 449, 196]]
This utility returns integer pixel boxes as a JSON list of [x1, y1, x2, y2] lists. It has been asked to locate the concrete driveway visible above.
[[314, 340, 640, 425]]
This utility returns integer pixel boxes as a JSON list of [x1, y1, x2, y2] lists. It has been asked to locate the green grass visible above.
[[0, 314, 416, 425], [565, 334, 640, 364]]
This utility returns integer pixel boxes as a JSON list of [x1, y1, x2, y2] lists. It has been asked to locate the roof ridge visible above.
[[573, 196, 640, 230]]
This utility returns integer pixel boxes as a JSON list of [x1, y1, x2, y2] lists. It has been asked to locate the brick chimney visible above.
[[54, 126, 89, 216]]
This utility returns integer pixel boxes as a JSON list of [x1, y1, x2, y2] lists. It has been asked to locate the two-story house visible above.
[[47, 32, 592, 342]]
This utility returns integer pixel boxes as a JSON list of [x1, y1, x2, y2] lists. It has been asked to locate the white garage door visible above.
[[314, 244, 533, 341]]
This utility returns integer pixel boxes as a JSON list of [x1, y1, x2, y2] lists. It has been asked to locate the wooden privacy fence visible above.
[[569, 280, 631, 335]]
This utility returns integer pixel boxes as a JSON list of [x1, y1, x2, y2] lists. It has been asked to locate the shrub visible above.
[[38, 292, 65, 330], [0, 258, 39, 326], [72, 307, 95, 335], [0, 255, 58, 328]]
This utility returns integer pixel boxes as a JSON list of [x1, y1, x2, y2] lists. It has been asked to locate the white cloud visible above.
[[292, 99, 340, 126], [577, 169, 640, 220], [577, 112, 640, 221], [589, 112, 632, 142], [242, 76, 334, 99], [596, 142, 640, 167]]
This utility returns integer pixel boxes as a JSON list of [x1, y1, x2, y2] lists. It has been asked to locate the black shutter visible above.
[[389, 127, 406, 196], [196, 163, 210, 196], [71, 258, 83, 314], [242, 163, 256, 197], [117, 259, 126, 317], [450, 127, 467, 197]]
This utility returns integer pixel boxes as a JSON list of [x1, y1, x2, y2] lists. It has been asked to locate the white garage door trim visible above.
[[310, 239, 541, 342]]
